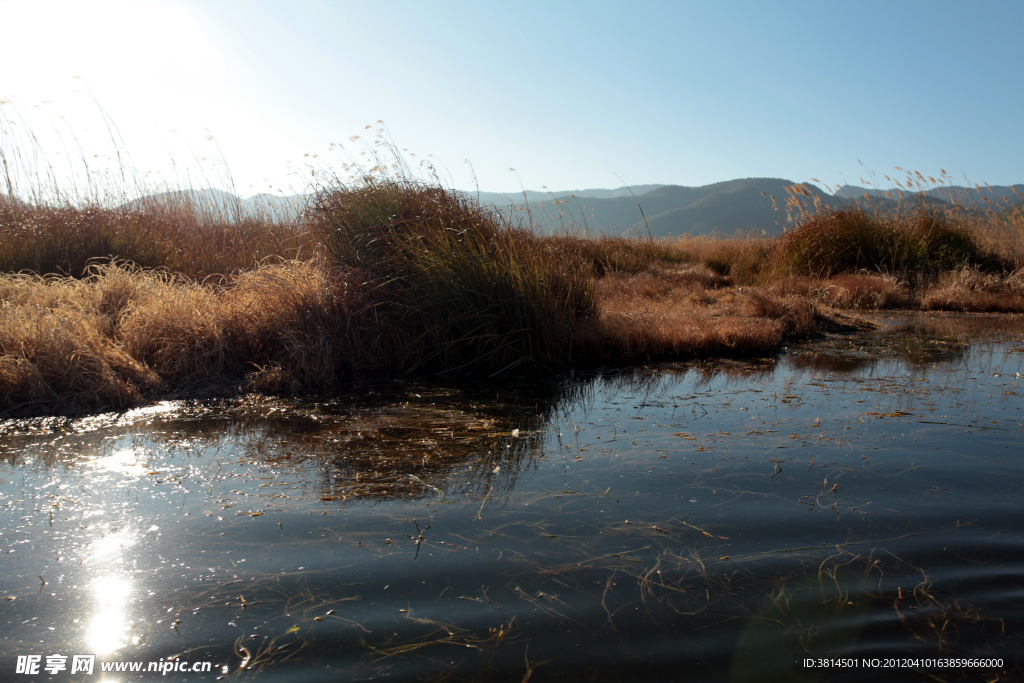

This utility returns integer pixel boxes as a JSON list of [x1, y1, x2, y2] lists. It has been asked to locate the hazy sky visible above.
[[1, 0, 1021, 198]]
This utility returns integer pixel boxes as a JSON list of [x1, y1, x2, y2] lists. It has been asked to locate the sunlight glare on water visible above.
[[88, 575, 133, 655]]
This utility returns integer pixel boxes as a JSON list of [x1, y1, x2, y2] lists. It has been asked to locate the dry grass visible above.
[[763, 268, 1024, 313], [0, 194, 317, 279], [968, 203, 1024, 270], [308, 177, 596, 375], [669, 232, 774, 283], [574, 266, 858, 362], [769, 206, 982, 279], [921, 267, 1024, 313], [662, 202, 1024, 313], [0, 260, 375, 416], [4, 123, 1021, 418], [539, 233, 692, 276], [0, 256, 856, 417], [0, 267, 163, 414], [765, 274, 916, 310]]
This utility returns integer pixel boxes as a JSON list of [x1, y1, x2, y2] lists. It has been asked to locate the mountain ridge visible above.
[[124, 179, 1022, 239]]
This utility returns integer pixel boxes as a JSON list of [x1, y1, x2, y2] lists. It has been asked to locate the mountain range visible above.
[[129, 179, 1023, 239]]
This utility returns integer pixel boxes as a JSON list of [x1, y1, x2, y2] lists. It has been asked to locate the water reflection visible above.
[[94, 448, 148, 476], [89, 575, 132, 655], [790, 313, 1024, 374], [0, 313, 1022, 681]]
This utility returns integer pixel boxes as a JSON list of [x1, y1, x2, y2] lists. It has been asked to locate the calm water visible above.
[[1, 313, 1022, 682]]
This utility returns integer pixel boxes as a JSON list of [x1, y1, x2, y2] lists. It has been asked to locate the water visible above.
[[1, 313, 1022, 682]]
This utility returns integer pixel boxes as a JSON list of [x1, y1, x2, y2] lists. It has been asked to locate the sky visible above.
[[1, 0, 1021, 199]]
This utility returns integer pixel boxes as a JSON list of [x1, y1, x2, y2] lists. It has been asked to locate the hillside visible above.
[[834, 183, 1024, 210], [120, 179, 1022, 240], [470, 184, 665, 207], [504, 178, 834, 238]]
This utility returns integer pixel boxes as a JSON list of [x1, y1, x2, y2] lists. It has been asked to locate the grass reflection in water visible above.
[[0, 313, 1021, 681]]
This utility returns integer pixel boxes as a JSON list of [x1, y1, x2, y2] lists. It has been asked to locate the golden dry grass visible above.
[[0, 267, 162, 414], [0, 257, 857, 417], [574, 266, 858, 362], [662, 202, 1024, 313], [538, 233, 692, 276], [0, 260, 376, 416], [0, 194, 318, 279], [764, 274, 916, 310], [669, 232, 774, 283], [920, 267, 1024, 313]]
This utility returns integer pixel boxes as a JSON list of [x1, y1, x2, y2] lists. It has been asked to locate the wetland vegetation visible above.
[[2, 116, 1023, 680], [3, 125, 1022, 418], [1, 313, 1021, 681]]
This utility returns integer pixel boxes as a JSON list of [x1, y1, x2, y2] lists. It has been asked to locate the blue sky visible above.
[[1, 0, 1020, 198]]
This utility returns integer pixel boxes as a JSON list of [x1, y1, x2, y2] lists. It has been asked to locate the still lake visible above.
[[1, 313, 1021, 682]]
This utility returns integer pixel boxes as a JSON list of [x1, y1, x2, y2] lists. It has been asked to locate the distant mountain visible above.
[[638, 179, 831, 238], [834, 183, 1024, 210], [122, 181, 834, 238], [469, 184, 665, 207], [489, 178, 836, 238], [121, 179, 1022, 240], [126, 186, 666, 224]]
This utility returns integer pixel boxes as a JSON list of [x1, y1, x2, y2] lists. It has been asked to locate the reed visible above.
[[307, 176, 596, 375], [0, 193, 316, 279], [770, 206, 980, 279]]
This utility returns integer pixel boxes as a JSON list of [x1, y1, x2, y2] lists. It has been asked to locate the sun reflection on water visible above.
[[87, 575, 132, 655], [81, 526, 143, 657], [93, 448, 147, 476]]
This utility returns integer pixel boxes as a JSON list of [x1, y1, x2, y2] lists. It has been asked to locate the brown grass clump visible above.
[[669, 233, 774, 284], [1, 253, 861, 417], [969, 203, 1024, 270], [225, 260, 396, 388], [921, 267, 1024, 313], [771, 206, 980, 279], [118, 273, 233, 382], [574, 266, 852, 362], [0, 194, 317, 280], [0, 260, 373, 416], [765, 274, 916, 310], [538, 233, 692, 276], [0, 270, 162, 415], [308, 177, 596, 375]]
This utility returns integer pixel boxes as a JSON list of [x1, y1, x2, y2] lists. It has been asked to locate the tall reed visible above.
[[0, 194, 316, 279], [307, 176, 596, 375]]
